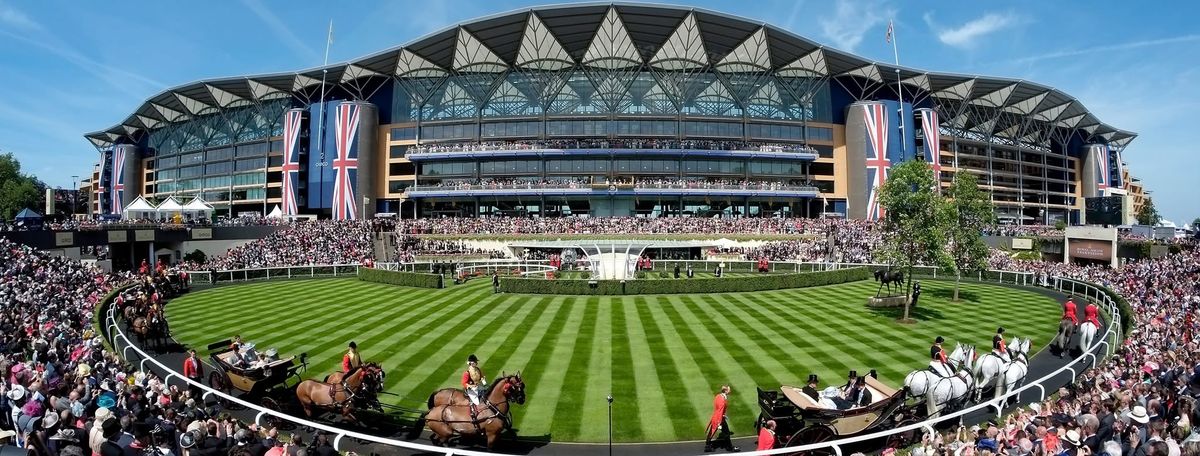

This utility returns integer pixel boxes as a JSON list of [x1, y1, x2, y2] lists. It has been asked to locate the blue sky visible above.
[[0, 0, 1197, 223]]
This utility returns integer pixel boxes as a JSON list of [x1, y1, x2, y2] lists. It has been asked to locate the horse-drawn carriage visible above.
[[206, 339, 307, 413], [757, 376, 916, 452]]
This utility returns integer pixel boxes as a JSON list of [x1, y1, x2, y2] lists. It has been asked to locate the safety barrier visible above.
[[135, 263, 1119, 456], [185, 264, 362, 285]]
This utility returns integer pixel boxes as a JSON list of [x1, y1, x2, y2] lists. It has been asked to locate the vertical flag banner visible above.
[[331, 103, 361, 220], [1094, 144, 1109, 195], [919, 108, 941, 187], [110, 147, 125, 214], [281, 109, 303, 216], [96, 151, 109, 215], [863, 103, 890, 221]]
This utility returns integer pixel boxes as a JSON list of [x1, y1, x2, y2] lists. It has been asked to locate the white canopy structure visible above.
[[122, 196, 157, 220], [183, 196, 215, 219], [156, 196, 184, 221], [266, 205, 283, 218]]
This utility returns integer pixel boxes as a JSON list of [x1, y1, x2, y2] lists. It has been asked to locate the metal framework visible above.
[[85, 3, 1135, 156]]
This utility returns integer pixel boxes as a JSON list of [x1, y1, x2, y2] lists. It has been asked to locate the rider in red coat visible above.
[[756, 420, 776, 450], [1063, 298, 1079, 325], [1084, 301, 1101, 328]]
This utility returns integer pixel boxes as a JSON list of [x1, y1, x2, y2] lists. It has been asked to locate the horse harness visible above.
[[440, 397, 513, 433]]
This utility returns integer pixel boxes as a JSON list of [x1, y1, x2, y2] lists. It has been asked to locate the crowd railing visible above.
[[405, 181, 820, 194], [162, 261, 1121, 455], [185, 264, 362, 285]]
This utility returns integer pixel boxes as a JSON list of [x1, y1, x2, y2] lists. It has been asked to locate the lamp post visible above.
[[71, 175, 79, 216], [607, 394, 613, 456]]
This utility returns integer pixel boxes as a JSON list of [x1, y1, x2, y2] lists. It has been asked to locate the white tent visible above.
[[156, 196, 184, 221], [266, 205, 283, 218], [183, 196, 215, 220], [122, 196, 158, 220]]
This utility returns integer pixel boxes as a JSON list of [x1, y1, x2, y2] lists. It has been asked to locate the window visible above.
[[269, 140, 283, 152], [267, 155, 284, 167], [388, 180, 413, 193], [546, 120, 608, 137], [613, 120, 677, 137], [178, 165, 203, 179], [388, 162, 415, 175], [157, 156, 179, 168], [389, 126, 417, 141], [235, 142, 268, 158], [683, 121, 742, 138], [481, 121, 540, 138], [180, 152, 204, 166], [421, 123, 475, 141], [205, 162, 232, 175], [806, 127, 834, 142], [389, 145, 408, 158], [207, 148, 234, 161], [232, 172, 264, 186]]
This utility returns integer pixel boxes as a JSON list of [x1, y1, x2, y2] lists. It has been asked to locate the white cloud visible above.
[[1009, 34, 1200, 65], [818, 0, 892, 52], [926, 11, 1019, 48], [0, 0, 40, 30], [240, 0, 319, 62]]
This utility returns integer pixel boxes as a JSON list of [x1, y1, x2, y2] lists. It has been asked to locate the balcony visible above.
[[405, 140, 819, 161], [405, 179, 820, 199]]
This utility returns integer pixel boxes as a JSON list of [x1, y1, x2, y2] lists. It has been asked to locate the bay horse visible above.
[[130, 316, 169, 351], [425, 373, 526, 450], [1050, 318, 1076, 358], [296, 362, 386, 424], [873, 269, 905, 296]]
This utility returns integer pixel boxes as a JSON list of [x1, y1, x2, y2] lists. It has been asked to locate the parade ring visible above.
[[165, 276, 1065, 444]]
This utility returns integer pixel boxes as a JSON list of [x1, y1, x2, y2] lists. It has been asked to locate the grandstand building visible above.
[[83, 3, 1139, 223]]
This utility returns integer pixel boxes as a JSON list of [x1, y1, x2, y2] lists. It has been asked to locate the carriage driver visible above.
[[930, 336, 952, 376], [1063, 296, 1079, 326], [343, 341, 362, 374], [462, 354, 487, 407], [992, 327, 1010, 362]]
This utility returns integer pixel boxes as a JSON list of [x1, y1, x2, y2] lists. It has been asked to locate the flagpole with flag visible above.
[[315, 20, 333, 216], [887, 20, 906, 158]]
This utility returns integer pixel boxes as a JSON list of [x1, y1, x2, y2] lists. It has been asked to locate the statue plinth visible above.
[[867, 294, 911, 308]]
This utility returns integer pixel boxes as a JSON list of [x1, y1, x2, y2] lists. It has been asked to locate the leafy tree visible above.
[[877, 160, 952, 321], [1054, 219, 1067, 230], [1136, 198, 1161, 226], [0, 153, 46, 220], [1192, 217, 1200, 231], [945, 172, 995, 301]]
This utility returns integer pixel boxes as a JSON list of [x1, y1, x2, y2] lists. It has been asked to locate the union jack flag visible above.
[[919, 108, 941, 192], [331, 103, 361, 220], [110, 147, 125, 214], [864, 103, 890, 220], [281, 109, 303, 217], [1094, 144, 1109, 195]]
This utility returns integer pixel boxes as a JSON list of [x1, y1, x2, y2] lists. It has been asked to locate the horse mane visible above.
[[485, 373, 520, 396]]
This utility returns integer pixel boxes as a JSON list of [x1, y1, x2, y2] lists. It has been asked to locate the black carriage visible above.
[[756, 376, 917, 452], [206, 339, 307, 413]]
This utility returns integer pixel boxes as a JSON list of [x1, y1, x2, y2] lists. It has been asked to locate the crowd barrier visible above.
[[145, 262, 1121, 456]]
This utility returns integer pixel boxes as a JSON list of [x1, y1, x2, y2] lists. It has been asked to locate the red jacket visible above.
[[707, 393, 728, 434], [756, 427, 776, 450], [183, 356, 203, 379], [462, 370, 474, 389], [342, 352, 360, 372], [1085, 303, 1101, 327], [1064, 300, 1079, 324]]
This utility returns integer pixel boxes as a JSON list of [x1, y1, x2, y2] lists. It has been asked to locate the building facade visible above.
[[84, 4, 1138, 222]]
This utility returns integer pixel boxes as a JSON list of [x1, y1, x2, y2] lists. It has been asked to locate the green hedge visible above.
[[498, 267, 871, 295], [358, 268, 444, 289]]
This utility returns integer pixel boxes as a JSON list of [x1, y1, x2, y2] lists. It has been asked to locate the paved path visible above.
[[109, 283, 1108, 456]]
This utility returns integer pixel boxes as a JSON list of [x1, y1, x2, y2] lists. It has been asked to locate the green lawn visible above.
[[166, 278, 1060, 443]]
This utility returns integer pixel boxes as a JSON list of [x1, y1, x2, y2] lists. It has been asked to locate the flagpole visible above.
[[889, 20, 906, 157], [316, 20, 333, 217]]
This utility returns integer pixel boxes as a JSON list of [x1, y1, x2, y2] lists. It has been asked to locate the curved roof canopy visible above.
[[84, 2, 1135, 150]]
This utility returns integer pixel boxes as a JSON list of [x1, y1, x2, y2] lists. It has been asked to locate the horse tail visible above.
[[427, 391, 437, 409]]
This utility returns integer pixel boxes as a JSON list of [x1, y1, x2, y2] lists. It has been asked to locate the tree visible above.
[[0, 153, 45, 220], [1192, 217, 1200, 231], [1136, 198, 1161, 226], [876, 160, 952, 321], [945, 172, 995, 301]]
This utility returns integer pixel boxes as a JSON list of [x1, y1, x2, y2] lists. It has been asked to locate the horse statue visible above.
[[425, 372, 526, 450], [904, 343, 977, 417], [1050, 318, 1077, 358], [873, 269, 905, 297], [1078, 319, 1099, 353], [296, 362, 386, 424], [974, 337, 1030, 403]]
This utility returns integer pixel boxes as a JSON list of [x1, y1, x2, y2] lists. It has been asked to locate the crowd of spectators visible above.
[[392, 235, 506, 263], [409, 139, 818, 155], [195, 221, 379, 270], [911, 242, 1200, 456], [394, 216, 847, 236]]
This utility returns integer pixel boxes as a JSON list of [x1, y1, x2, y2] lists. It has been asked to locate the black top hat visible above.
[[348, 341, 357, 349], [997, 327, 1005, 334], [807, 374, 818, 384], [935, 336, 945, 344], [848, 370, 857, 379], [468, 354, 479, 363], [101, 418, 120, 440], [855, 376, 866, 385]]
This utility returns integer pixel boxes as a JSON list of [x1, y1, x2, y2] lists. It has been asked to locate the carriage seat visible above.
[[781, 385, 830, 410]]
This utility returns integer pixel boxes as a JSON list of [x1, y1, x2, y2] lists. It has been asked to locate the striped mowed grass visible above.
[[167, 278, 1059, 443]]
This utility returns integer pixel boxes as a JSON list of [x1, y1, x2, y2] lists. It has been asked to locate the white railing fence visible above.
[[142, 264, 1124, 456], [185, 264, 362, 285]]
